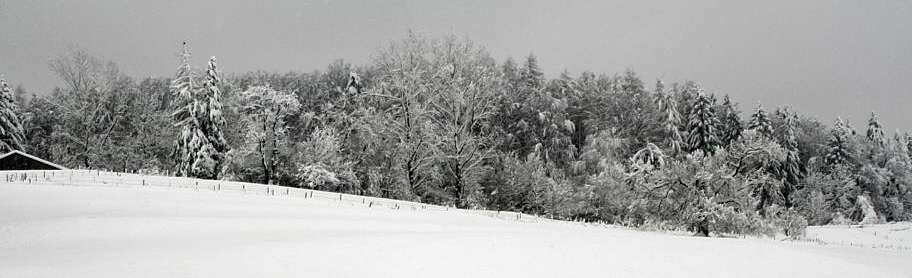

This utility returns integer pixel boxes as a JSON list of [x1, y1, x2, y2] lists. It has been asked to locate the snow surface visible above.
[[1, 182, 911, 278], [805, 222, 912, 251]]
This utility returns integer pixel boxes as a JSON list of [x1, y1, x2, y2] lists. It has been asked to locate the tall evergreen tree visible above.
[[521, 54, 544, 89], [866, 111, 885, 147], [654, 78, 665, 95], [780, 110, 802, 204], [905, 132, 912, 157], [172, 42, 229, 179], [686, 89, 719, 154], [655, 79, 683, 156], [201, 55, 230, 170], [824, 117, 853, 168], [718, 94, 743, 146], [748, 103, 773, 137], [0, 76, 25, 152]]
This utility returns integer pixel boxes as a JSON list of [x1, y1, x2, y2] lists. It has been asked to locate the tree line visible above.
[[2, 33, 911, 236]]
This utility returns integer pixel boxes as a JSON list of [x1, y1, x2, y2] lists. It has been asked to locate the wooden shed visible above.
[[0, 150, 67, 171]]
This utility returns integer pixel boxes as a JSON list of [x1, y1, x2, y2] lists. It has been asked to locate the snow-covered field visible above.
[[1, 179, 910, 277], [805, 222, 912, 251]]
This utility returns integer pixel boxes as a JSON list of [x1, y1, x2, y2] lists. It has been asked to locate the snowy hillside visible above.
[[1, 173, 911, 278]]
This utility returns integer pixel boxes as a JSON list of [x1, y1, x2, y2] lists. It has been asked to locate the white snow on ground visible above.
[[1, 182, 911, 278], [805, 223, 912, 251]]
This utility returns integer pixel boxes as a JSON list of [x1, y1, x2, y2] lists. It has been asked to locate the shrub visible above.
[[773, 207, 808, 239], [297, 164, 339, 189]]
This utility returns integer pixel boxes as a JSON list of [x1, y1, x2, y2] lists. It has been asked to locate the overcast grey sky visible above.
[[1, 0, 910, 130]]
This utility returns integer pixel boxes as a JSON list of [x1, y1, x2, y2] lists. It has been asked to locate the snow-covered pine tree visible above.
[[718, 94, 743, 146], [202, 55, 229, 168], [655, 79, 683, 157], [905, 132, 912, 157], [866, 111, 885, 147], [521, 54, 544, 90], [195, 55, 230, 178], [654, 79, 665, 95], [171, 42, 229, 179], [780, 110, 802, 204], [0, 76, 25, 152], [824, 117, 853, 168], [173, 42, 202, 177], [686, 89, 719, 154], [748, 103, 773, 137]]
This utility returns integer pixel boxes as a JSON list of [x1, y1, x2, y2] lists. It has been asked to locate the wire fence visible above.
[[1, 169, 559, 224]]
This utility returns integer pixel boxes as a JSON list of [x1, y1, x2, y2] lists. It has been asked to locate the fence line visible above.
[[1, 169, 558, 224]]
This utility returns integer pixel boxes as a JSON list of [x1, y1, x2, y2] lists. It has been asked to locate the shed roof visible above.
[[0, 150, 67, 170]]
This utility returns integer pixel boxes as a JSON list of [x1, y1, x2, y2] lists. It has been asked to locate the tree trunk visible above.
[[695, 220, 710, 237]]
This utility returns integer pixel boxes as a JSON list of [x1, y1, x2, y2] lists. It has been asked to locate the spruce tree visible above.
[[654, 79, 665, 95], [0, 76, 25, 152], [521, 54, 544, 90], [718, 94, 743, 146], [655, 79, 683, 156], [905, 132, 912, 158], [172, 43, 229, 179], [173, 42, 202, 177], [780, 111, 802, 204], [824, 117, 853, 168], [866, 111, 885, 147], [748, 103, 773, 137], [199, 55, 230, 175], [686, 89, 719, 154]]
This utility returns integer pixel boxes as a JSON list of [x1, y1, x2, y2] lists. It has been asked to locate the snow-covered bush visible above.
[[856, 195, 882, 225], [297, 164, 339, 189], [768, 206, 807, 239], [791, 159, 841, 225], [297, 127, 357, 191], [628, 151, 774, 237], [487, 152, 552, 214], [704, 198, 771, 237]]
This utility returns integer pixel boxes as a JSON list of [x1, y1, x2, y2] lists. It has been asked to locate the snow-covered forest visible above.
[[2, 33, 911, 237]]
